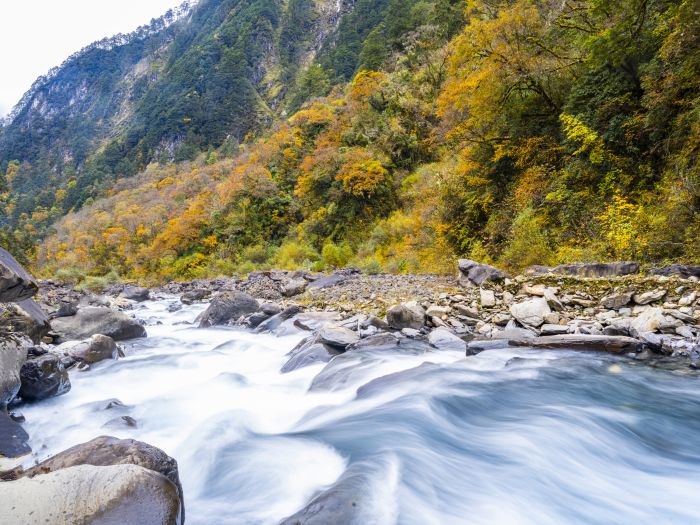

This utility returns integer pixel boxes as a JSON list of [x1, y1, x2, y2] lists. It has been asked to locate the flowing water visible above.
[[20, 299, 700, 524]]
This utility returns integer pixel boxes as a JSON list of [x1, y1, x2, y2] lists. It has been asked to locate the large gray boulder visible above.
[[428, 328, 467, 352], [0, 298, 50, 343], [19, 353, 71, 401], [197, 291, 259, 327], [57, 334, 118, 364], [0, 464, 181, 525], [650, 264, 700, 279], [386, 302, 425, 330], [120, 285, 150, 302], [51, 307, 146, 343], [552, 262, 639, 278], [0, 410, 30, 459], [510, 298, 551, 328], [0, 248, 37, 303], [0, 336, 29, 407], [457, 259, 508, 287], [281, 278, 308, 297], [2, 435, 185, 523], [318, 325, 360, 349]]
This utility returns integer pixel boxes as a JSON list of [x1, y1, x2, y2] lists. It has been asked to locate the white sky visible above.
[[0, 0, 187, 117]]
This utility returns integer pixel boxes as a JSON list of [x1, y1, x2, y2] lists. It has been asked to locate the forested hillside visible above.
[[3, 0, 699, 282]]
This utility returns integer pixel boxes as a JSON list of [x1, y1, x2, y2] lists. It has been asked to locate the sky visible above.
[[0, 0, 187, 117]]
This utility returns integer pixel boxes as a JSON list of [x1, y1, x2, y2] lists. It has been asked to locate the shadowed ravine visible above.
[[20, 298, 700, 525]]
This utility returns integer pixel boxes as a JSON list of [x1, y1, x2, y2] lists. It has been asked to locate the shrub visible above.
[[321, 242, 353, 269], [275, 240, 320, 269]]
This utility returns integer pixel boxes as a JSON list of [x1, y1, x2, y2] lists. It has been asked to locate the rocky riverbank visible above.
[[1, 250, 700, 524]]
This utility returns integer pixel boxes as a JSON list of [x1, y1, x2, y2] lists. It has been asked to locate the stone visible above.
[[197, 292, 259, 327], [552, 262, 640, 278], [523, 284, 547, 296], [511, 334, 643, 353], [630, 307, 666, 335], [180, 289, 208, 304], [428, 328, 467, 352], [679, 292, 697, 307], [676, 325, 694, 339], [540, 324, 569, 335], [18, 354, 70, 401], [58, 334, 118, 364], [457, 259, 508, 287], [281, 343, 340, 373], [0, 248, 38, 303], [425, 305, 450, 317], [386, 301, 425, 330], [348, 333, 401, 351], [543, 289, 565, 312], [318, 325, 360, 349], [453, 304, 479, 318], [51, 307, 146, 342], [633, 289, 666, 305], [522, 265, 553, 276], [0, 464, 181, 525], [1, 435, 184, 523], [0, 410, 30, 459], [509, 297, 551, 328], [0, 337, 29, 407], [0, 298, 50, 343], [281, 278, 308, 297], [120, 285, 150, 302], [543, 312, 560, 325], [401, 328, 421, 337], [255, 305, 302, 333], [651, 264, 700, 279], [479, 289, 496, 308], [600, 292, 633, 310]]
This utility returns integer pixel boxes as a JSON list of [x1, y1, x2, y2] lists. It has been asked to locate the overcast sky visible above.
[[0, 0, 187, 117]]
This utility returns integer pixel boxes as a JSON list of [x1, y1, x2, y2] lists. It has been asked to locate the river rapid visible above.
[[19, 298, 700, 525]]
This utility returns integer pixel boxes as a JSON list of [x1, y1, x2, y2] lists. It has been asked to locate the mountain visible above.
[[3, 0, 699, 279]]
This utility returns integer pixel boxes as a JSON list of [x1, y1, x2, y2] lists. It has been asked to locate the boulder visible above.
[[51, 307, 146, 342], [0, 464, 181, 525], [651, 264, 700, 279], [58, 334, 118, 364], [0, 298, 50, 343], [386, 302, 425, 330], [0, 337, 29, 407], [197, 292, 259, 327], [522, 265, 553, 276], [281, 343, 341, 373], [428, 328, 467, 352], [1, 435, 185, 523], [552, 262, 639, 278], [457, 259, 508, 287], [180, 289, 208, 304], [255, 305, 302, 333], [19, 354, 70, 401], [307, 269, 359, 290], [0, 410, 30, 459], [281, 278, 308, 297], [479, 289, 496, 308], [633, 289, 666, 305], [348, 332, 400, 351], [0, 248, 37, 303], [511, 334, 643, 353], [120, 285, 150, 302], [630, 307, 666, 335], [509, 298, 551, 328], [600, 292, 633, 310], [318, 325, 360, 349]]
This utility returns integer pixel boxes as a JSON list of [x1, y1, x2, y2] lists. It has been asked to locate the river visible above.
[[19, 298, 700, 524]]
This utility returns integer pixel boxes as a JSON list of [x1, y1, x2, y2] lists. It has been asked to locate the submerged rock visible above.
[[51, 307, 146, 342], [19, 353, 70, 401], [281, 342, 341, 373]]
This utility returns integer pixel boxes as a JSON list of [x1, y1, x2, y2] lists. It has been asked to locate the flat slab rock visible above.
[[509, 334, 643, 353]]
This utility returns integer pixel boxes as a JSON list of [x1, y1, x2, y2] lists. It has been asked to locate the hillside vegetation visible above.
[[3, 0, 699, 282]]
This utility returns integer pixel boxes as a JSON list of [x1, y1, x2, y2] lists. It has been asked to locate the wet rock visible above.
[[247, 311, 271, 328], [0, 298, 50, 343], [0, 337, 29, 408], [651, 264, 700, 279], [53, 300, 78, 318], [58, 334, 118, 364], [457, 259, 508, 287], [600, 292, 633, 310], [633, 289, 666, 305], [540, 324, 569, 335], [104, 415, 139, 429], [281, 343, 341, 373], [256, 305, 302, 333], [197, 292, 259, 327], [0, 248, 38, 303], [552, 262, 639, 278], [18, 354, 70, 401], [511, 334, 643, 353], [180, 289, 208, 304], [386, 301, 425, 330], [167, 303, 182, 313], [0, 464, 181, 524], [120, 285, 150, 302], [51, 307, 146, 342], [293, 312, 341, 332], [428, 328, 466, 352], [0, 410, 30, 459], [348, 332, 400, 351], [509, 297, 551, 328], [318, 325, 360, 349], [1, 435, 185, 523], [281, 278, 308, 297]]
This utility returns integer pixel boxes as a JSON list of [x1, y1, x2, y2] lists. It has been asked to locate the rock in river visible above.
[[428, 328, 467, 352], [0, 336, 29, 407], [318, 325, 360, 349], [51, 307, 146, 342], [19, 353, 71, 401], [57, 334, 119, 364], [120, 285, 151, 302], [197, 291, 259, 327]]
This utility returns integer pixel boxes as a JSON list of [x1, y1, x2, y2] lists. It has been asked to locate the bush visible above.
[[76, 269, 121, 292], [321, 242, 353, 269], [275, 240, 320, 270], [499, 208, 554, 272]]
